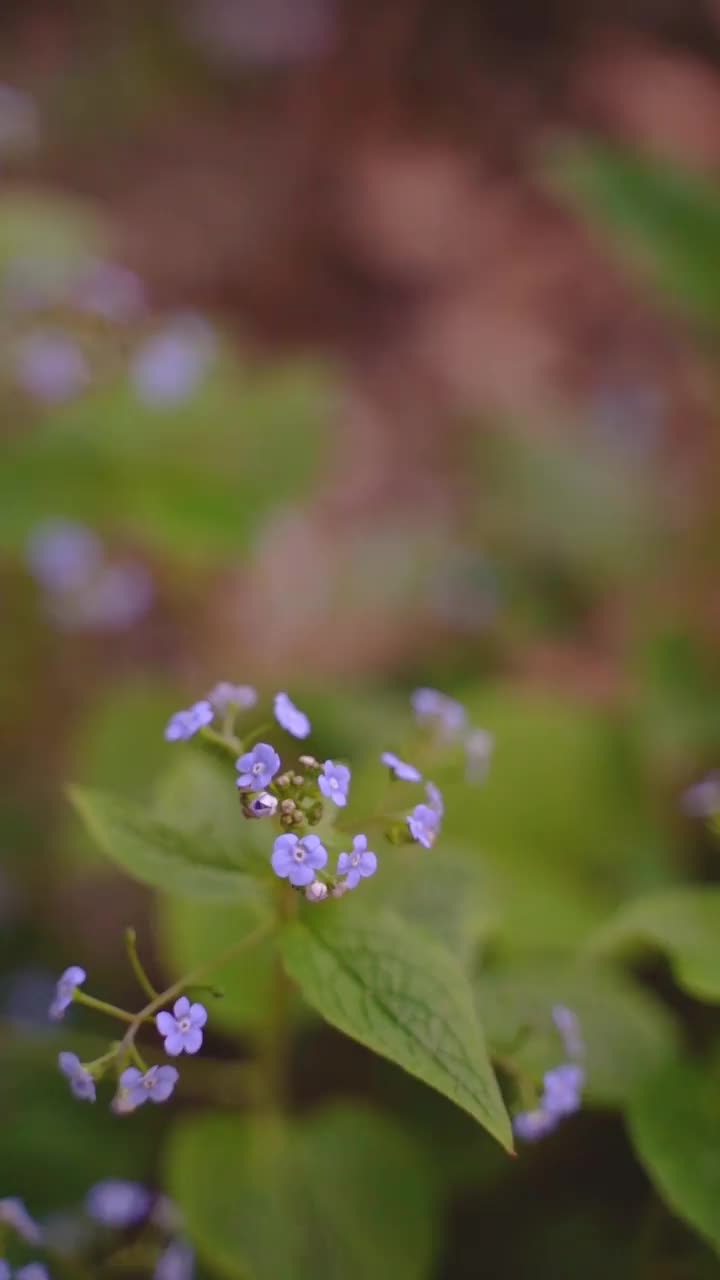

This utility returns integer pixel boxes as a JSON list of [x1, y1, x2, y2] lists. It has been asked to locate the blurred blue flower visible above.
[[407, 803, 440, 849], [513, 1109, 557, 1142], [154, 1239, 194, 1280], [71, 259, 146, 322], [64, 561, 153, 631], [164, 701, 214, 742], [0, 1198, 42, 1244], [58, 1052, 96, 1102], [208, 682, 257, 714], [271, 833, 327, 887], [49, 965, 86, 1021], [130, 315, 215, 406], [25, 521, 153, 632], [0, 83, 39, 154], [85, 1179, 152, 1229], [14, 331, 89, 402], [381, 751, 421, 782], [118, 1065, 179, 1108], [15, 1266, 50, 1280], [425, 782, 444, 816], [542, 1064, 584, 1118], [274, 691, 310, 739], [235, 742, 280, 790], [411, 687, 466, 738], [156, 997, 207, 1057], [318, 760, 350, 807], [26, 521, 102, 593], [552, 1004, 585, 1060], [336, 835, 377, 889], [682, 771, 720, 818]]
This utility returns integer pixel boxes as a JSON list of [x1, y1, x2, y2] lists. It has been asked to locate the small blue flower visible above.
[[411, 687, 466, 737], [154, 1239, 194, 1280], [0, 1198, 42, 1244], [164, 700, 213, 742], [245, 791, 278, 818], [542, 1064, 584, 1118], [337, 835, 377, 889], [15, 331, 89, 403], [130, 315, 215, 407], [25, 520, 101, 593], [208, 682, 257, 713], [407, 803, 440, 849], [274, 692, 310, 739], [16, 1266, 50, 1280], [58, 1051, 96, 1102], [552, 1005, 585, 1060], [425, 781, 444, 816], [156, 996, 207, 1056], [271, 834, 327, 887], [85, 1179, 151, 1228], [235, 742, 280, 791], [513, 1109, 558, 1142], [682, 770, 720, 818], [118, 1065, 179, 1109], [318, 760, 351, 807], [0, 1263, 8, 1280], [49, 964, 86, 1021], [380, 751, 421, 782]]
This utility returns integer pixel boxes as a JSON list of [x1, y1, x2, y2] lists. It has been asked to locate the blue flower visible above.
[[117, 1065, 179, 1109], [407, 803, 440, 849], [164, 700, 213, 742], [542, 1064, 584, 1118], [156, 997, 207, 1056], [682, 771, 720, 818], [425, 782, 444, 816], [380, 752, 421, 782], [48, 964, 86, 1021], [25, 520, 101, 593], [85, 1179, 151, 1228], [0, 1264, 8, 1280], [208, 682, 257, 713], [15, 1266, 50, 1280], [245, 791, 278, 818], [411, 687, 466, 737], [271, 834, 327, 887], [274, 692, 310, 739], [130, 315, 215, 407], [337, 835, 377, 889], [552, 1005, 585, 1060], [235, 742, 280, 791], [0, 1198, 42, 1244], [154, 1239, 194, 1280], [318, 760, 351, 807], [15, 331, 89, 403], [58, 1051, 96, 1102], [513, 1109, 558, 1142]]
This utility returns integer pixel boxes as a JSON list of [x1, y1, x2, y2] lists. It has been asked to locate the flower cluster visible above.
[[25, 520, 152, 632], [0, 1199, 46, 1279], [512, 1005, 586, 1142]]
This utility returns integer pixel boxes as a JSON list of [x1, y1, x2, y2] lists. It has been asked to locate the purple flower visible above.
[[411, 687, 466, 738], [15, 331, 89, 402], [117, 1065, 179, 1109], [130, 315, 216, 407], [156, 997, 207, 1056], [245, 791, 278, 818], [513, 1108, 558, 1142], [85, 1179, 152, 1228], [552, 1005, 584, 1060], [407, 803, 440, 849], [154, 1239, 194, 1280], [25, 521, 102, 593], [381, 752, 421, 782], [208, 682, 257, 713], [235, 742, 280, 791], [542, 1064, 584, 1118], [58, 1051, 96, 1102], [49, 964, 86, 1021], [72, 259, 146, 322], [682, 771, 720, 818], [0, 1263, 8, 1280], [337, 835, 377, 889], [271, 833, 327, 887], [16, 1267, 50, 1280], [274, 692, 310, 739], [0, 83, 39, 155], [465, 727, 494, 782], [425, 781, 444, 816], [318, 760, 351, 807], [0, 1198, 42, 1244], [164, 700, 214, 742], [67, 561, 153, 631]]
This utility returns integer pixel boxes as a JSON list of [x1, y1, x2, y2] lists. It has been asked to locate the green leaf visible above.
[[588, 886, 720, 1002], [628, 1057, 720, 1256], [68, 784, 264, 900], [475, 958, 679, 1105], [281, 904, 513, 1150], [549, 141, 720, 327], [166, 1104, 437, 1280]]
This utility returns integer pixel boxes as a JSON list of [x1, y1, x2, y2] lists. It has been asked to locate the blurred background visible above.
[[4, 1, 720, 1276]]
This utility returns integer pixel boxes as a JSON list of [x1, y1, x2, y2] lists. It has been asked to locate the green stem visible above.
[[243, 721, 272, 749], [259, 882, 296, 1109], [125, 926, 158, 1000], [199, 725, 242, 757], [73, 990, 153, 1025]]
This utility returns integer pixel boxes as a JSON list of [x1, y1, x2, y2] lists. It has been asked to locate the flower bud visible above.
[[276, 773, 291, 790], [280, 798, 295, 814], [331, 880, 350, 898], [243, 791, 278, 819], [291, 809, 304, 825], [299, 754, 319, 770], [305, 880, 328, 902], [292, 774, 304, 787]]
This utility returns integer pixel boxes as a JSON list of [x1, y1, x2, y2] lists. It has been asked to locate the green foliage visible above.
[[550, 140, 720, 328], [588, 885, 720, 1002], [281, 902, 513, 1150], [0, 188, 103, 279], [628, 1057, 720, 1256], [166, 1104, 437, 1280]]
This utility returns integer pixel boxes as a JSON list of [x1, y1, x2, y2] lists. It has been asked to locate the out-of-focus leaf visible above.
[[588, 885, 720, 1001], [550, 141, 720, 327], [476, 958, 679, 1105], [166, 1104, 437, 1280], [628, 1058, 720, 1256], [69, 785, 266, 900], [281, 903, 512, 1150], [0, 188, 103, 277]]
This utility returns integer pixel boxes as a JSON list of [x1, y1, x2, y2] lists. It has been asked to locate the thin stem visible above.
[[125, 926, 158, 1000], [243, 721, 272, 749], [199, 725, 242, 757], [259, 882, 296, 1108], [73, 990, 153, 1025]]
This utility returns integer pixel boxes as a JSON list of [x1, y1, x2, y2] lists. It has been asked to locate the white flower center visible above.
[[179, 1017, 191, 1033], [351, 853, 360, 867], [293, 845, 305, 862], [329, 777, 338, 788], [252, 761, 263, 775]]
